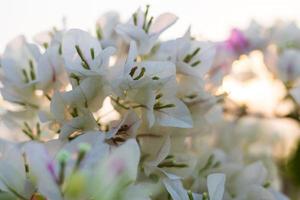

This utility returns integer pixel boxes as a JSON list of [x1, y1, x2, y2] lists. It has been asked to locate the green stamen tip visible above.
[[186, 94, 197, 99], [73, 143, 91, 171], [79, 143, 91, 153], [191, 47, 201, 57], [22, 69, 29, 83], [75, 45, 90, 69], [29, 60, 33, 68], [57, 150, 69, 185], [145, 16, 153, 33], [187, 190, 194, 200], [183, 55, 191, 63], [133, 67, 146, 80], [43, 42, 49, 49], [154, 103, 176, 110], [198, 154, 215, 175], [22, 129, 35, 140], [71, 107, 78, 117], [263, 181, 271, 188], [184, 47, 201, 63], [149, 173, 159, 182], [152, 76, 160, 80], [157, 160, 188, 168], [58, 44, 62, 55], [90, 48, 95, 60], [96, 26, 103, 40], [191, 60, 201, 67], [36, 123, 41, 136], [203, 192, 208, 200], [143, 5, 150, 30], [29, 59, 36, 80], [165, 155, 174, 160], [155, 93, 163, 99], [57, 150, 70, 164], [129, 66, 138, 77], [70, 73, 80, 85], [133, 13, 138, 26]]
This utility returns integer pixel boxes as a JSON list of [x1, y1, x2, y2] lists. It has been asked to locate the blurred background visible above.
[[0, 0, 300, 51]]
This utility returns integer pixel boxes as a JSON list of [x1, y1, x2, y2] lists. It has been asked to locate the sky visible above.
[[0, 0, 300, 52]]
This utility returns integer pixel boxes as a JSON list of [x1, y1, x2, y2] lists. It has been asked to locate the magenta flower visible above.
[[225, 28, 249, 54]]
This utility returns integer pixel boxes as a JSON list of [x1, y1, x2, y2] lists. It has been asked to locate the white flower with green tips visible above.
[[115, 5, 177, 55], [0, 36, 42, 109], [62, 29, 116, 78]]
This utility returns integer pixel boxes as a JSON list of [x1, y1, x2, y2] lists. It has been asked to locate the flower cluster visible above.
[[0, 6, 291, 200]]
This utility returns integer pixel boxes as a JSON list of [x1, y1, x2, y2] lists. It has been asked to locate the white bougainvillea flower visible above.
[[155, 28, 217, 101], [63, 76, 109, 111], [133, 75, 191, 128], [62, 29, 115, 77], [111, 41, 192, 128], [1, 36, 40, 86], [141, 134, 195, 181], [0, 36, 42, 108], [0, 139, 35, 199], [38, 90, 98, 139], [120, 78, 192, 128], [140, 136, 188, 199], [114, 41, 176, 92], [96, 11, 122, 48], [150, 93, 193, 128], [156, 28, 216, 79], [47, 91, 98, 139], [115, 6, 177, 55], [41, 72, 110, 132]]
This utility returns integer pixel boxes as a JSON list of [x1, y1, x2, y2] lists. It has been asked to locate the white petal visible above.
[[23, 142, 63, 200], [207, 173, 226, 200], [124, 41, 138, 75], [163, 178, 189, 200], [105, 139, 140, 181], [150, 13, 178, 34], [36, 45, 67, 91], [147, 136, 170, 167]]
